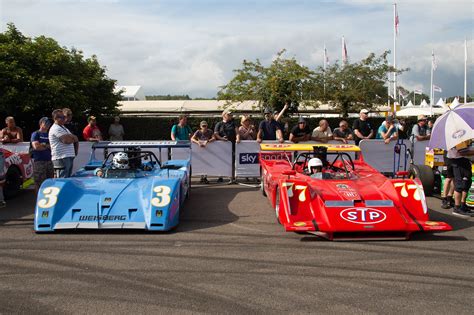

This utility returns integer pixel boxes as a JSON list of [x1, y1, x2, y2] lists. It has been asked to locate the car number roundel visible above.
[[340, 208, 387, 224]]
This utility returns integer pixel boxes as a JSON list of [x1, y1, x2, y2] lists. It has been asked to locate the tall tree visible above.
[[217, 50, 315, 113], [320, 51, 403, 116], [0, 23, 121, 132]]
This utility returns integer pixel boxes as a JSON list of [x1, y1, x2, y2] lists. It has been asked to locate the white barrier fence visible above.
[[172, 142, 233, 177], [0, 139, 433, 178]]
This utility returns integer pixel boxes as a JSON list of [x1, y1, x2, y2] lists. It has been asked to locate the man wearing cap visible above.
[[411, 115, 430, 142], [257, 108, 284, 143], [31, 117, 54, 191], [214, 110, 240, 143], [289, 117, 311, 143], [215, 110, 240, 183], [353, 109, 374, 145], [376, 115, 399, 144], [83, 116, 103, 142], [192, 121, 216, 184], [192, 121, 215, 147], [49, 109, 79, 178]]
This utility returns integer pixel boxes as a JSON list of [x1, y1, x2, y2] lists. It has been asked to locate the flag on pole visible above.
[[323, 45, 329, 68], [395, 3, 399, 36], [398, 88, 408, 99], [432, 50, 437, 71], [342, 36, 348, 63], [433, 85, 442, 93], [414, 89, 423, 95]]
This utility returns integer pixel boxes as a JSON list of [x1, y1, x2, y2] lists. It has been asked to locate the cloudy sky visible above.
[[1, 0, 472, 99]]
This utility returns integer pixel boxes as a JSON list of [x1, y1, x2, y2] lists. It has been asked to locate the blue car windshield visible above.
[[104, 168, 144, 179]]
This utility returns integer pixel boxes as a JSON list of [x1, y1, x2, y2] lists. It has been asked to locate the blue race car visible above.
[[34, 141, 191, 232]]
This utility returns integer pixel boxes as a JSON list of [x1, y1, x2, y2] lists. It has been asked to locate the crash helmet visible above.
[[308, 158, 323, 174], [112, 152, 129, 169]]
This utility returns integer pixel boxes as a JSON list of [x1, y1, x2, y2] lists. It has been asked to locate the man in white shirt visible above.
[[311, 119, 333, 143], [49, 109, 79, 178]]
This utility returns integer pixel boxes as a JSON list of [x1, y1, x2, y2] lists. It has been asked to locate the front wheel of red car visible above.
[[275, 188, 281, 225], [260, 175, 266, 196]]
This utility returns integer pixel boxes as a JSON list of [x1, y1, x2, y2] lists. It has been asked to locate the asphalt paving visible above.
[[0, 182, 473, 314]]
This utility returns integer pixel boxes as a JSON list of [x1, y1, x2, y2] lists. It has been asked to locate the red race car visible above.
[[0, 144, 34, 199], [260, 143, 452, 240]]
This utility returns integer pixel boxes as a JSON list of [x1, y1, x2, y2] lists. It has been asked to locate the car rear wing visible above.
[[260, 143, 361, 152], [92, 141, 191, 149], [89, 141, 191, 165]]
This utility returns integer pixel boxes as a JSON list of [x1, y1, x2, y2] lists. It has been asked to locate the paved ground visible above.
[[0, 182, 473, 314]]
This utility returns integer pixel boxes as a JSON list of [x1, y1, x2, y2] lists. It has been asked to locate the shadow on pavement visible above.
[[0, 189, 36, 226]]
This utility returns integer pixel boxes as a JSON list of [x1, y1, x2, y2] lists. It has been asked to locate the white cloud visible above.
[[0, 0, 472, 97]]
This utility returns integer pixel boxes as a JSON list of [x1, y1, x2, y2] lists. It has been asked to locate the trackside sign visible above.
[[340, 208, 387, 224]]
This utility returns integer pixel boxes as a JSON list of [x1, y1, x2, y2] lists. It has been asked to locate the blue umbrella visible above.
[[428, 103, 474, 150]]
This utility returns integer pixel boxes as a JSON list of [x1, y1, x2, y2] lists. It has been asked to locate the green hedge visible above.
[[19, 115, 422, 141], [112, 116, 420, 140]]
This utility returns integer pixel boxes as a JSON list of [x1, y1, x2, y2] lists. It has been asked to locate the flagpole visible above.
[[465, 38, 468, 104], [323, 43, 327, 96], [430, 49, 434, 116], [393, 3, 397, 114]]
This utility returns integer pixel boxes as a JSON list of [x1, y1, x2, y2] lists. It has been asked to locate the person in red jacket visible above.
[[82, 116, 103, 142]]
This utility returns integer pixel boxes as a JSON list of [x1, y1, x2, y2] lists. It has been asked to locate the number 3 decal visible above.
[[38, 187, 61, 208], [151, 186, 171, 207]]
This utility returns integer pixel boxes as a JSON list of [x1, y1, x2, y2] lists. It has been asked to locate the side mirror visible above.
[[282, 170, 296, 176]]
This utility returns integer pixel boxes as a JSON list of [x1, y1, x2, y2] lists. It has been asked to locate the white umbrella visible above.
[[429, 103, 474, 150]]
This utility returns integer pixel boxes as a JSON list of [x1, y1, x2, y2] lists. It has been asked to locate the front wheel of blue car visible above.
[[186, 166, 192, 200]]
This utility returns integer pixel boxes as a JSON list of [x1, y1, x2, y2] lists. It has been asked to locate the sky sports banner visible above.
[[235, 140, 261, 177]]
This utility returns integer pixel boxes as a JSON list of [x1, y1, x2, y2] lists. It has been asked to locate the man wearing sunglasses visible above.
[[49, 109, 79, 178]]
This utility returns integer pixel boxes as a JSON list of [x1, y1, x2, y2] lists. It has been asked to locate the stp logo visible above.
[[340, 208, 387, 224]]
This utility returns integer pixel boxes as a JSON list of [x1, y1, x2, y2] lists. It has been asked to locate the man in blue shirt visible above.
[[376, 115, 398, 144], [31, 117, 54, 192], [257, 108, 284, 143], [171, 115, 192, 141]]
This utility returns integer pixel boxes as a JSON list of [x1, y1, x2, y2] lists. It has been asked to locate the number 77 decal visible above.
[[282, 183, 307, 202]]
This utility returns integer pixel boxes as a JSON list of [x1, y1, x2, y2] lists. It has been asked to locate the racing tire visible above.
[[275, 188, 281, 225], [409, 164, 435, 196], [3, 166, 22, 200], [186, 166, 192, 200], [260, 175, 266, 197]]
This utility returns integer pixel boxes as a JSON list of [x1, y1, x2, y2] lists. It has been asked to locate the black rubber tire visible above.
[[4, 166, 22, 200], [260, 175, 266, 196], [409, 164, 435, 196], [275, 188, 281, 225], [186, 166, 192, 200]]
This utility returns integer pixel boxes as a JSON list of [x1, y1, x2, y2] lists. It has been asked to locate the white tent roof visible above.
[[396, 106, 447, 117], [118, 100, 260, 113], [405, 100, 414, 107], [420, 99, 429, 107], [451, 97, 461, 108], [114, 85, 145, 100], [396, 107, 431, 117], [436, 98, 446, 107]]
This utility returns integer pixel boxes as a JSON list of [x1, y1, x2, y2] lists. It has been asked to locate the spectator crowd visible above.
[[2, 106, 467, 216]]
